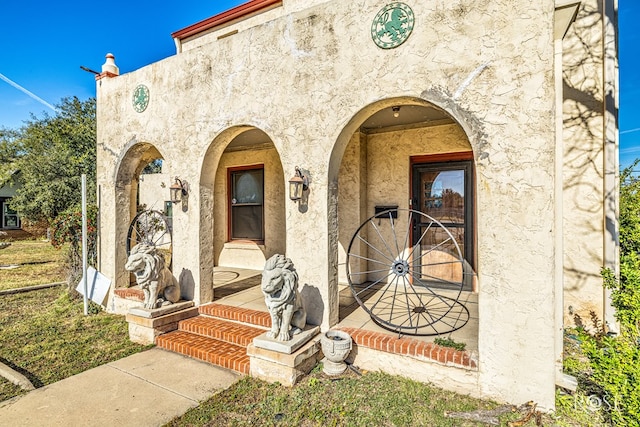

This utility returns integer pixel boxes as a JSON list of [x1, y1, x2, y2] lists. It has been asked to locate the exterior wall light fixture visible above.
[[392, 106, 401, 118], [289, 167, 308, 201], [170, 177, 189, 204]]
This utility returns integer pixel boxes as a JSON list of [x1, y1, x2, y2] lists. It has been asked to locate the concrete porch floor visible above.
[[212, 266, 479, 352]]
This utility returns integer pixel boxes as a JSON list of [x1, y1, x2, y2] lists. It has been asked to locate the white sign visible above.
[[76, 267, 111, 306]]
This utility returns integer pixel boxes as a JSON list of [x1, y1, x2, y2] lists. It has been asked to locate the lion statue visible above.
[[125, 243, 181, 309], [261, 254, 307, 341]]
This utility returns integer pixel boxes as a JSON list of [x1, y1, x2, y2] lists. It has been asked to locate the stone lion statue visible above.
[[125, 243, 180, 309], [261, 254, 306, 341]]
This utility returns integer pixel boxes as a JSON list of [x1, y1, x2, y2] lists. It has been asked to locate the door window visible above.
[[229, 167, 264, 241]]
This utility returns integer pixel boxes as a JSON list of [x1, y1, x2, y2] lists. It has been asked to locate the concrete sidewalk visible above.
[[0, 348, 241, 427]]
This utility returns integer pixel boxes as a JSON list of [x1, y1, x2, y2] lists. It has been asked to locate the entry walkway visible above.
[[0, 349, 240, 427]]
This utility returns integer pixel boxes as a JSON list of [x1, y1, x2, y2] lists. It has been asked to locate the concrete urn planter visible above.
[[320, 330, 352, 376]]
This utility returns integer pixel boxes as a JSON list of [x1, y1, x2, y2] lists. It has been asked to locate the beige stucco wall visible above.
[[97, 0, 566, 408], [178, 0, 332, 53], [213, 146, 286, 271], [561, 0, 616, 326], [138, 172, 170, 211]]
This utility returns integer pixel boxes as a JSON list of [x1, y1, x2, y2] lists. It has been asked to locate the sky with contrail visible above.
[[0, 72, 59, 113]]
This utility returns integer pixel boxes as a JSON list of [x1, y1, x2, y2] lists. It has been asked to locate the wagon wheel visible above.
[[126, 209, 173, 270], [346, 208, 469, 336]]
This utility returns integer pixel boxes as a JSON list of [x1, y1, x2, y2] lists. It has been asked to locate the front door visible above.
[[412, 160, 473, 289]]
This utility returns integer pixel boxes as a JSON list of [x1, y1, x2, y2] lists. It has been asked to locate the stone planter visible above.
[[320, 330, 352, 376]]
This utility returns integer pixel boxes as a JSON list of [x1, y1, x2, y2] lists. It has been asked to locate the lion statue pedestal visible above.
[[249, 254, 321, 385]]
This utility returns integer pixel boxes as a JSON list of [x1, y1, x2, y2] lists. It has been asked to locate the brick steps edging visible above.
[[114, 287, 144, 301], [156, 304, 272, 375], [179, 316, 267, 347], [199, 303, 272, 328], [339, 327, 477, 370], [156, 331, 250, 374]]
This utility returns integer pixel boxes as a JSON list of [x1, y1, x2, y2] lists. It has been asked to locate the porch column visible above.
[[285, 165, 339, 332]]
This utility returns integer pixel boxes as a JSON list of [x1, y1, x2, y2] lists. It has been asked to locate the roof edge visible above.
[[171, 0, 283, 41]]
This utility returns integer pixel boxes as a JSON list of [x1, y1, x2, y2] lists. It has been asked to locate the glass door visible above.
[[412, 161, 473, 289]]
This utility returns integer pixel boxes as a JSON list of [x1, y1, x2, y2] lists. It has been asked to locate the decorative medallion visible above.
[[371, 3, 415, 49], [132, 84, 150, 113]]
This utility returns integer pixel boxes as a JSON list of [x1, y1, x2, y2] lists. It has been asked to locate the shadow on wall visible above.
[[179, 269, 195, 301], [562, 0, 612, 293], [301, 283, 323, 327]]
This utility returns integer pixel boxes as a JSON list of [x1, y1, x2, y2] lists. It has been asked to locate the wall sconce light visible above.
[[289, 167, 308, 201], [170, 177, 188, 204], [392, 106, 401, 118]]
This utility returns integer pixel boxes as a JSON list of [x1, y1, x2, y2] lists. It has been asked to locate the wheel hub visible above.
[[392, 259, 410, 276]]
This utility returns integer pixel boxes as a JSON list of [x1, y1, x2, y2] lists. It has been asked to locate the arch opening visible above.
[[113, 142, 168, 290], [199, 126, 287, 301], [330, 98, 478, 345]]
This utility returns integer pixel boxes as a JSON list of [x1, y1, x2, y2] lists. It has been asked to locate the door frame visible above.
[[410, 152, 475, 290]]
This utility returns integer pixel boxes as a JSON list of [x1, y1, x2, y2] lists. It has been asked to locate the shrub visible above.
[[50, 205, 98, 288], [573, 162, 640, 426]]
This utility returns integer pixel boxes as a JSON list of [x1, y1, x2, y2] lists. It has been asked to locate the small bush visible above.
[[571, 162, 640, 426], [434, 337, 466, 351], [50, 205, 97, 288]]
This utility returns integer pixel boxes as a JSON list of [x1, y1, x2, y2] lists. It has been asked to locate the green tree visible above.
[[6, 96, 96, 222], [0, 127, 21, 184]]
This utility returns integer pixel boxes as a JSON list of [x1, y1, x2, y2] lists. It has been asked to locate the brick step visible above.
[[113, 287, 144, 301], [199, 303, 272, 328], [178, 316, 267, 347], [156, 330, 251, 374]]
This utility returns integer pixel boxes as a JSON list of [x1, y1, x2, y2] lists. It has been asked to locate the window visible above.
[[2, 200, 20, 229], [229, 167, 264, 241]]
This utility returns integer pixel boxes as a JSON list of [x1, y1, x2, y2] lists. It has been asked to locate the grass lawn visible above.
[[167, 369, 602, 427], [0, 286, 150, 402], [0, 240, 66, 291]]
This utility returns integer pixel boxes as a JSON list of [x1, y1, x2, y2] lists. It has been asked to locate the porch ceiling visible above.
[[361, 105, 453, 134]]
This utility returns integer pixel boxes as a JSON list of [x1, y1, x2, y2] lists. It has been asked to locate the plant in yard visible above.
[[571, 162, 640, 426], [0, 230, 9, 250], [434, 336, 466, 351], [50, 204, 98, 288]]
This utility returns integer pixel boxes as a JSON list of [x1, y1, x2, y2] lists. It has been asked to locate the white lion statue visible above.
[[261, 254, 307, 341], [125, 243, 180, 309]]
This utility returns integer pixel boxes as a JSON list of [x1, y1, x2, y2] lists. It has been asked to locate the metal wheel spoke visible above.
[[415, 260, 463, 268], [400, 211, 413, 262], [349, 267, 396, 276], [349, 252, 396, 267], [368, 276, 400, 314], [369, 220, 398, 263], [388, 213, 403, 260], [354, 272, 394, 298], [415, 271, 464, 289], [413, 237, 453, 263], [405, 221, 434, 262], [127, 210, 173, 271]]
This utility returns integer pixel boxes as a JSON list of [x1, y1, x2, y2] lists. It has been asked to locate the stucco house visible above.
[[95, 0, 618, 409]]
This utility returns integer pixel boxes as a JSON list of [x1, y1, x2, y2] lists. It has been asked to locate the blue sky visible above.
[[1, 1, 638, 168]]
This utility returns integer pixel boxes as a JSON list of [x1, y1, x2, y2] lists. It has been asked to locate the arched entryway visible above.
[[329, 97, 478, 346], [199, 126, 286, 301], [112, 142, 166, 290]]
